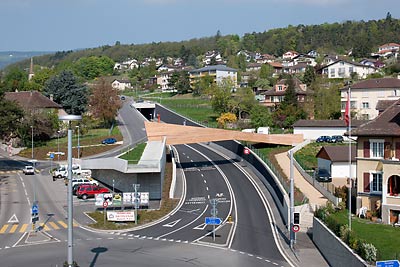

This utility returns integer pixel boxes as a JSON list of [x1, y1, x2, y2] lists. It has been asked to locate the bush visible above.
[[360, 243, 378, 262]]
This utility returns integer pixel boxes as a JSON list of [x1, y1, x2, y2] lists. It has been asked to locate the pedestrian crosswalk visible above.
[[0, 221, 78, 234]]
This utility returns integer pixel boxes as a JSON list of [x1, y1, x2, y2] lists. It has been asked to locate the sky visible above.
[[1, 0, 400, 52]]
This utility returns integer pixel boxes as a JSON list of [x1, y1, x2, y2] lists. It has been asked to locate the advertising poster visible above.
[[107, 211, 135, 222], [95, 194, 104, 206], [113, 193, 122, 206], [103, 193, 113, 206], [122, 192, 132, 204]]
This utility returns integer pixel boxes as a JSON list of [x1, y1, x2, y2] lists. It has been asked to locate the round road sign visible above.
[[103, 201, 108, 208], [244, 148, 250, 155], [292, 224, 300, 233]]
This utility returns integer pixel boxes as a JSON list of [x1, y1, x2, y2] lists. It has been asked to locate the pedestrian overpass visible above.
[[144, 121, 303, 146]]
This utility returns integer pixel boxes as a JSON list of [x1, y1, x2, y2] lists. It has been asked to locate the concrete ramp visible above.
[[145, 121, 303, 146]]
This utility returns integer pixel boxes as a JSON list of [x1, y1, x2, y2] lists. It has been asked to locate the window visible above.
[[362, 102, 369, 109], [362, 114, 369, 120], [349, 67, 354, 73], [393, 89, 400, 96], [330, 68, 335, 77], [370, 139, 384, 158], [371, 172, 383, 193], [278, 85, 283, 91], [388, 175, 400, 196]]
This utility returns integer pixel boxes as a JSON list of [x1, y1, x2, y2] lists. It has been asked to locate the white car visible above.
[[23, 166, 35, 175], [70, 178, 98, 188]]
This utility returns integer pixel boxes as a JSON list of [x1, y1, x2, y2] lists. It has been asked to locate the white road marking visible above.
[[203, 179, 206, 183], [206, 187, 209, 191], [162, 219, 182, 228], [8, 214, 19, 223], [193, 223, 207, 230]]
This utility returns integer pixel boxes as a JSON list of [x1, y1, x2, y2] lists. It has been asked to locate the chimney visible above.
[[50, 94, 54, 101]]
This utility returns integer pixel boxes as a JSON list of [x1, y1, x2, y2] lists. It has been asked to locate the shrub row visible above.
[[315, 203, 377, 263]]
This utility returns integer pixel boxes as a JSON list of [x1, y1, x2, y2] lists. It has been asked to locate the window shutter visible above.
[[363, 141, 370, 158], [363, 173, 370, 192], [396, 143, 400, 159], [384, 142, 391, 159]]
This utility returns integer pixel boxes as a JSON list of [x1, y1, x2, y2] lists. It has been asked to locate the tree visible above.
[[1, 67, 28, 92], [216, 112, 237, 128], [44, 70, 89, 115], [175, 71, 190, 94], [89, 78, 122, 127], [259, 64, 273, 79], [210, 79, 233, 114], [281, 76, 297, 107], [229, 87, 257, 119], [73, 56, 114, 80], [302, 66, 316, 86], [0, 90, 24, 141], [250, 104, 272, 129]]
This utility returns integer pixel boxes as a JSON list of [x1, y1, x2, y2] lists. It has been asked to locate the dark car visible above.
[[330, 135, 344, 143], [101, 138, 117, 145], [316, 168, 332, 182], [316, 136, 331, 143]]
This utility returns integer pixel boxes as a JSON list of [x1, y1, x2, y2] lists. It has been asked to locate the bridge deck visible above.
[[145, 122, 303, 146]]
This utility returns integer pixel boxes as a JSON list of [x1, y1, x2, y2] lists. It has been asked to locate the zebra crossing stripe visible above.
[[19, 224, 28, 233], [58, 221, 68, 228], [9, 224, 18, 233], [0, 225, 9, 234], [49, 222, 60, 230]]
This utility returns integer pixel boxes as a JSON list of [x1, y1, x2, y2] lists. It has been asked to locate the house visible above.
[[339, 78, 400, 120], [203, 51, 224, 65], [260, 77, 313, 108], [4, 90, 65, 116], [319, 59, 377, 79], [351, 99, 400, 224], [111, 79, 132, 91], [293, 119, 366, 140], [256, 53, 275, 64], [291, 54, 317, 67], [374, 43, 400, 58], [156, 71, 176, 92], [316, 146, 356, 187], [246, 63, 262, 72], [282, 50, 299, 60], [267, 62, 283, 76], [189, 65, 237, 88], [283, 63, 308, 74]]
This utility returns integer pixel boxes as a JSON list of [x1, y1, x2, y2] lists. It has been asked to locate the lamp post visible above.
[[57, 130, 60, 162], [31, 126, 34, 159], [75, 126, 80, 160], [59, 115, 82, 267]]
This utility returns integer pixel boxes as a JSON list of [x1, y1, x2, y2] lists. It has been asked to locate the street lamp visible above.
[[75, 126, 80, 159], [59, 115, 82, 267], [57, 130, 61, 162], [31, 126, 34, 159]]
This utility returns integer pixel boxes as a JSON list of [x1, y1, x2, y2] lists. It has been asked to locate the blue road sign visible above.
[[49, 153, 54, 159], [32, 204, 39, 214], [376, 260, 400, 267], [205, 217, 222, 225]]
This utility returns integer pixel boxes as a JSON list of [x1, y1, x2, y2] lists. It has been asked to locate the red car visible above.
[[76, 184, 109, 200]]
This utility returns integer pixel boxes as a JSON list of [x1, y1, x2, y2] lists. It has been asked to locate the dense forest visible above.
[[7, 13, 399, 71]]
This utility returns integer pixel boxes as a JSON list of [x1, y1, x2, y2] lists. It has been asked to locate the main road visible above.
[[0, 99, 295, 266]]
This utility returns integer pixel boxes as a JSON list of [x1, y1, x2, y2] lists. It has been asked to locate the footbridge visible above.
[[145, 121, 303, 146]]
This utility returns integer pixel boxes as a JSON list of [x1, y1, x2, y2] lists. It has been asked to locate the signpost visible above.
[[31, 204, 39, 229], [209, 198, 220, 241], [243, 147, 250, 155], [376, 260, 400, 267]]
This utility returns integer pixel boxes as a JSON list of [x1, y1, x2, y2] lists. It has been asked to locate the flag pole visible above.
[[347, 85, 352, 230]]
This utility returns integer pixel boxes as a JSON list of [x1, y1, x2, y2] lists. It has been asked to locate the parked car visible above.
[[72, 183, 92, 195], [316, 168, 332, 182], [330, 135, 344, 143], [76, 184, 109, 200], [23, 166, 35, 175], [69, 178, 98, 188], [101, 138, 117, 145], [316, 136, 331, 143]]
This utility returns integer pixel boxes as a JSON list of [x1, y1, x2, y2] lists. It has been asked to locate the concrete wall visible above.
[[313, 217, 370, 267]]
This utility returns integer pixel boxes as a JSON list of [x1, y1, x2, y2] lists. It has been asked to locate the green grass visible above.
[[294, 142, 348, 171], [330, 210, 400, 260], [120, 143, 146, 162], [159, 96, 218, 127]]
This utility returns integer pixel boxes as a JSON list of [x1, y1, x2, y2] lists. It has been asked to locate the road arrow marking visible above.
[[162, 219, 181, 228], [193, 223, 207, 230], [8, 214, 19, 224]]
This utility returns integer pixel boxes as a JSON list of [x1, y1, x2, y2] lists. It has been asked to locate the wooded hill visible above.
[[7, 14, 400, 70]]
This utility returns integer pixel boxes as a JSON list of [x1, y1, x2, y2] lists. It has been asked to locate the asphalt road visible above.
[[0, 101, 294, 267]]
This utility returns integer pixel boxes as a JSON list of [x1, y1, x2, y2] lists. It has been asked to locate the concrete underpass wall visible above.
[[91, 169, 162, 200]]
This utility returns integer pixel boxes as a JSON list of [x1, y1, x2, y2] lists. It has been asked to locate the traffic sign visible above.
[[292, 224, 300, 233], [102, 201, 108, 208], [376, 260, 400, 267], [49, 153, 54, 159], [32, 204, 39, 214], [205, 217, 222, 225], [244, 147, 250, 155]]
